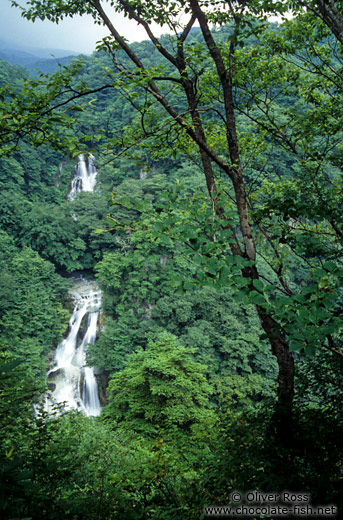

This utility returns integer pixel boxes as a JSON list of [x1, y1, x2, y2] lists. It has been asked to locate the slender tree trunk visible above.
[[93, 0, 296, 440], [190, 0, 295, 439], [257, 308, 295, 441]]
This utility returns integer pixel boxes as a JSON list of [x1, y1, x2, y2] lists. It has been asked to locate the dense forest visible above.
[[1, 1, 343, 519]]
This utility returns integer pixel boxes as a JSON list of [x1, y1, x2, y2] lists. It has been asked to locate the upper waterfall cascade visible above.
[[46, 279, 102, 416], [68, 154, 98, 200]]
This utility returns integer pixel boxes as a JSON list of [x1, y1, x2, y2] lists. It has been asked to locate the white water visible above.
[[42, 155, 102, 416], [139, 168, 148, 180], [68, 154, 98, 200], [46, 280, 102, 416]]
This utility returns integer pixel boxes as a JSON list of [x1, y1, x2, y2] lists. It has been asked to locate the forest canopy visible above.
[[1, 1, 343, 519]]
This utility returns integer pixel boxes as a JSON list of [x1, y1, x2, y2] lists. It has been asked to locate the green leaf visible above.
[[253, 279, 264, 292]]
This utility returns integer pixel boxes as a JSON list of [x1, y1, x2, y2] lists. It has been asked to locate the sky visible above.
[[2, 1, 286, 56], [1, 1, 168, 54]]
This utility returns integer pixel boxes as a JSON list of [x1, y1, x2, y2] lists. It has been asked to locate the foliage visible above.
[[1, 1, 343, 517], [105, 332, 216, 435], [0, 231, 69, 377], [202, 405, 343, 512]]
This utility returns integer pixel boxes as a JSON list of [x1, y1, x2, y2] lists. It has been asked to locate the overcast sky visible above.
[[2, 1, 168, 54], [2, 1, 286, 56]]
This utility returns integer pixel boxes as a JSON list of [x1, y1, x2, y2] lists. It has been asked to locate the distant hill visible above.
[[26, 55, 80, 74], [0, 47, 41, 67], [0, 38, 84, 73]]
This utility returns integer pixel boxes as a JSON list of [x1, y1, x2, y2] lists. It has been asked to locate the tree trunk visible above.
[[95, 0, 296, 442], [257, 306, 295, 442]]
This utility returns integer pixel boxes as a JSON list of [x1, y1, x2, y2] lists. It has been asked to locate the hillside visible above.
[[0, 3, 343, 519], [0, 37, 81, 72]]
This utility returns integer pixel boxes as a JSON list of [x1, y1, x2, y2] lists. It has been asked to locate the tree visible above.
[[0, 352, 39, 520], [10, 0, 343, 439], [106, 332, 216, 437], [292, 0, 343, 46], [0, 230, 69, 377], [91, 172, 277, 406]]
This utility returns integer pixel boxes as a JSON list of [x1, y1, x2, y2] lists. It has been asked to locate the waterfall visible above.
[[139, 168, 148, 180], [68, 154, 98, 200], [46, 280, 102, 417], [42, 155, 102, 416]]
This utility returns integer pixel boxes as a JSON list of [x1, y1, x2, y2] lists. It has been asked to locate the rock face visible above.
[[96, 372, 109, 407]]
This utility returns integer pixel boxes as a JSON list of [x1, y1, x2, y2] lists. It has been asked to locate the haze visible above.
[[1, 1, 285, 58], [1, 1, 166, 54]]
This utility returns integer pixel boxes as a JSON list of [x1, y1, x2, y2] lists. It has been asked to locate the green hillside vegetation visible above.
[[1, 1, 343, 518]]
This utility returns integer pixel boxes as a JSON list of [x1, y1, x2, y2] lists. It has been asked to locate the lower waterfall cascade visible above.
[[45, 278, 102, 417]]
